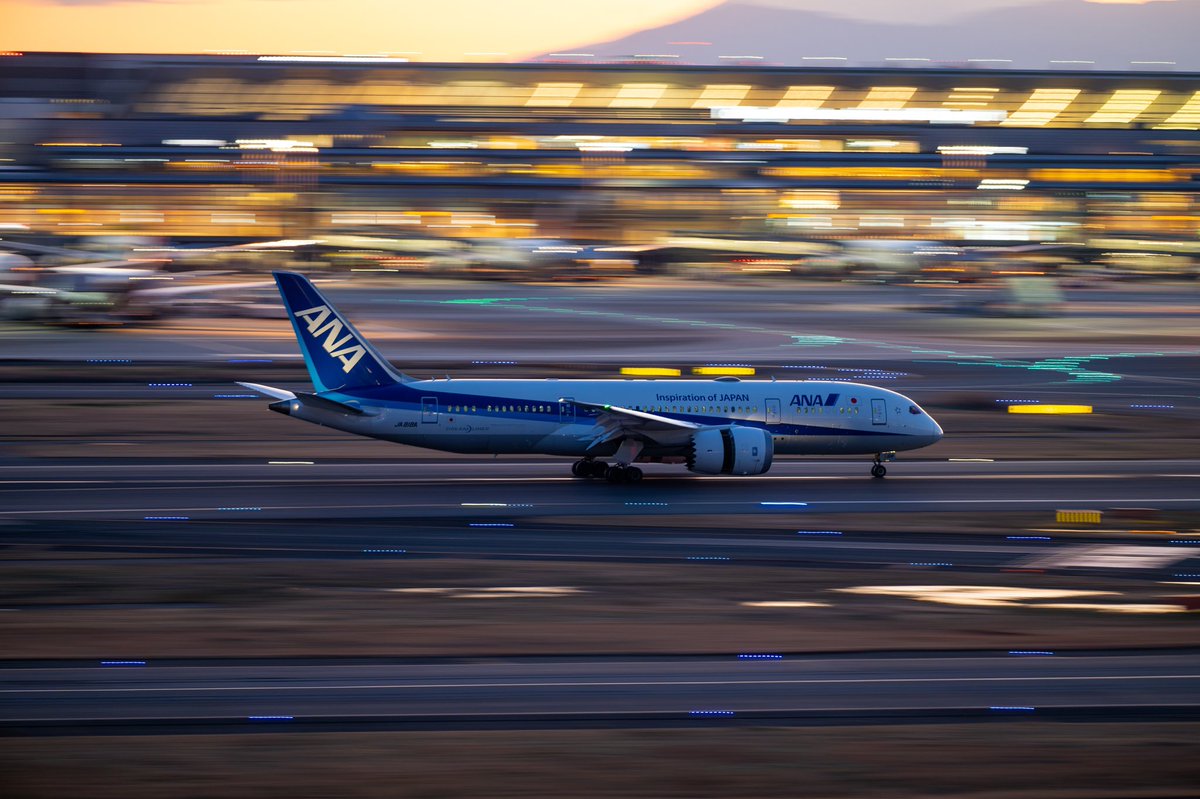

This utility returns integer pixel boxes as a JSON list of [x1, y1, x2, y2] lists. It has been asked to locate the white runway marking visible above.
[[4, 673, 1199, 697], [2, 497, 1200, 516]]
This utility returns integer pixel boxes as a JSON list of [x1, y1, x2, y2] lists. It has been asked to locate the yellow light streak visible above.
[[692, 84, 751, 109], [693, 366, 755, 376], [1087, 89, 1161, 125], [1156, 90, 1200, 129], [525, 82, 582, 108], [858, 87, 917, 110], [775, 85, 834, 108], [1002, 88, 1081, 127], [619, 367, 681, 377], [1008, 404, 1093, 414], [609, 83, 669, 109]]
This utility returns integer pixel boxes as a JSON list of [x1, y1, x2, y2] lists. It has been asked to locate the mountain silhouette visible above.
[[545, 0, 1200, 70]]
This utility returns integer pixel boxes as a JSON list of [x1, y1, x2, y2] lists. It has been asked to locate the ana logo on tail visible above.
[[294, 305, 367, 373]]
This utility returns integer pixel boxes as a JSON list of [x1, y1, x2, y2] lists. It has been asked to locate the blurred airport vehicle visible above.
[[0, 236, 286, 323], [240, 272, 943, 481]]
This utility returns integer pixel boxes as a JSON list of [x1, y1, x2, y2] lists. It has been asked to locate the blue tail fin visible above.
[[273, 271, 409, 393]]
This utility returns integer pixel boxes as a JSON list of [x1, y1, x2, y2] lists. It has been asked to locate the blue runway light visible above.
[[217, 507, 262, 511], [689, 710, 735, 716], [625, 502, 669, 507], [148, 383, 192, 387], [738, 654, 783, 660], [213, 394, 258, 399], [1129, 404, 1175, 409], [469, 523, 515, 528], [362, 549, 406, 554], [760, 502, 808, 507], [686, 556, 731, 561], [1174, 574, 1200, 578], [1009, 651, 1055, 656], [87, 359, 132, 363], [1170, 540, 1200, 545], [100, 660, 146, 666], [1007, 536, 1052, 541], [248, 715, 294, 721], [989, 706, 1036, 712], [144, 516, 189, 521], [910, 562, 952, 567], [471, 360, 518, 365], [796, 530, 842, 536]]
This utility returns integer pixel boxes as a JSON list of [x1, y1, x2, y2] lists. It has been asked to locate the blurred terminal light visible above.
[[938, 145, 1028, 155], [1002, 88, 1081, 126], [1087, 90, 1162, 125], [711, 106, 1007, 123]]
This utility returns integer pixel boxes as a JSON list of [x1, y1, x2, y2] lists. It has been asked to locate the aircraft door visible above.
[[421, 397, 439, 423], [871, 398, 887, 426], [559, 397, 575, 424], [765, 398, 781, 425]]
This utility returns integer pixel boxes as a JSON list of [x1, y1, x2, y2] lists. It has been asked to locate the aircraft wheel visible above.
[[625, 466, 643, 483], [871, 464, 887, 479], [605, 465, 627, 484], [571, 459, 588, 478], [587, 461, 609, 479]]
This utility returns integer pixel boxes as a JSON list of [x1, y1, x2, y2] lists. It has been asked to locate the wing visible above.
[[568, 399, 700, 451]]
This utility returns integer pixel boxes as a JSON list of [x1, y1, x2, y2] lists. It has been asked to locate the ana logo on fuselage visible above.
[[294, 305, 366, 374], [790, 393, 839, 407]]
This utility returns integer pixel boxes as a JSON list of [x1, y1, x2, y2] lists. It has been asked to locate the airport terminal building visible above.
[[1, 53, 1198, 270]]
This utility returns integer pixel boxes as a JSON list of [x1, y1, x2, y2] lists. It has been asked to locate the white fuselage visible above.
[[275, 378, 943, 460]]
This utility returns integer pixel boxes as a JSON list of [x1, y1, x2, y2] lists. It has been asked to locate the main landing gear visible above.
[[871, 451, 896, 479], [571, 459, 643, 483]]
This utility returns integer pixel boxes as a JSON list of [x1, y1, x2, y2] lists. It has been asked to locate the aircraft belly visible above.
[[776, 433, 904, 455]]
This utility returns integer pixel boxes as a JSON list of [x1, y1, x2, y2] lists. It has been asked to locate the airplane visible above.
[[238, 272, 944, 481]]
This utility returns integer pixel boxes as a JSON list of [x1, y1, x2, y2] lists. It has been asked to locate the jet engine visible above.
[[686, 426, 773, 475]]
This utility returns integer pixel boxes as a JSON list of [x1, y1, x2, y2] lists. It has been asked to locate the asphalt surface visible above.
[[1, 459, 1198, 521], [2, 281, 1198, 740], [2, 651, 1197, 734], [3, 280, 1199, 365]]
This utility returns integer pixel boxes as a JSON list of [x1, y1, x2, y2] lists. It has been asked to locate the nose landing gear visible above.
[[871, 451, 896, 479]]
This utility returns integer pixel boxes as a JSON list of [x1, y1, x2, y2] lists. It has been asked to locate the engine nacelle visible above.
[[687, 426, 774, 475]]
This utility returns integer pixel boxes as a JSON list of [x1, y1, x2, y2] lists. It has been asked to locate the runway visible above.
[[1, 458, 1198, 521], [2, 651, 1196, 734]]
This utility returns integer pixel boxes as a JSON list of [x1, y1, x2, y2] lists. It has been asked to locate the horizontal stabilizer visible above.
[[293, 392, 366, 415], [236, 381, 296, 401]]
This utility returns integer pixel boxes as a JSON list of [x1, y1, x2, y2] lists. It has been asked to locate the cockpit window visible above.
[[909, 405, 922, 415]]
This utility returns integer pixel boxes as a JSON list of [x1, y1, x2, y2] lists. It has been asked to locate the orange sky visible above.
[[0, 0, 1173, 59], [1, 0, 722, 60]]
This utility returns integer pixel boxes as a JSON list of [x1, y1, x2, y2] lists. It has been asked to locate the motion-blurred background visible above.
[[2, 2, 1200, 797]]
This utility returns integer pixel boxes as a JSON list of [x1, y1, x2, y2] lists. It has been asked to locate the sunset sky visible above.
[[0, 0, 1174, 61]]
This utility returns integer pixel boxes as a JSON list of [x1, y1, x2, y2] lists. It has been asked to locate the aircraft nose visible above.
[[928, 416, 944, 443]]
